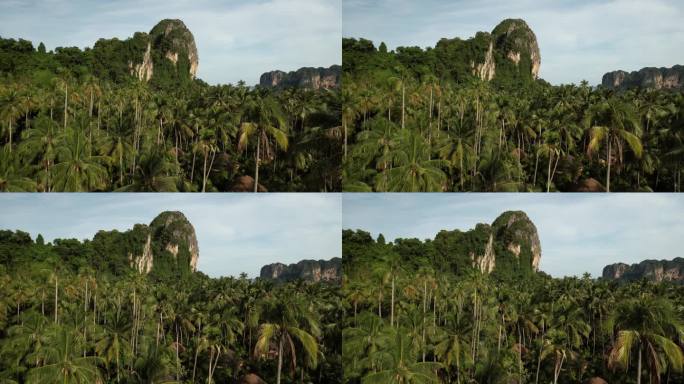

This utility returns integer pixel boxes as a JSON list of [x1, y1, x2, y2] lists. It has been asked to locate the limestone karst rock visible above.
[[434, 18, 541, 83], [434, 210, 542, 275], [260, 257, 341, 283], [93, 19, 198, 85], [148, 211, 200, 272], [602, 258, 684, 283], [602, 65, 684, 91], [93, 211, 199, 277], [491, 210, 542, 272], [259, 65, 341, 90], [490, 19, 541, 80]]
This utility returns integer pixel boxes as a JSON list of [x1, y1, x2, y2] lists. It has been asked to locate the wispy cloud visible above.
[[0, 0, 341, 85], [0, 193, 342, 278], [343, 0, 684, 85], [343, 193, 684, 278]]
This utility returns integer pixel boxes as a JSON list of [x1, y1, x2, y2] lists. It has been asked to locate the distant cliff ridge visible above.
[[602, 65, 684, 91], [260, 258, 341, 283], [602, 258, 684, 283], [259, 65, 340, 90]]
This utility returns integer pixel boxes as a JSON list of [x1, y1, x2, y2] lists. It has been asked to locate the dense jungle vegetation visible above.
[[342, 38, 684, 192], [0, 230, 342, 383], [342, 229, 684, 384], [0, 36, 341, 192]]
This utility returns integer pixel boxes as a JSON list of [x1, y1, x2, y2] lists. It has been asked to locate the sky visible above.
[[343, 0, 684, 85], [0, 193, 341, 278], [343, 193, 684, 278], [0, 0, 341, 85]]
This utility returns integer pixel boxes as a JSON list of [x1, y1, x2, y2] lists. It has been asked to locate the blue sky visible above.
[[343, 194, 684, 278], [0, 0, 341, 85], [343, 0, 684, 85], [0, 194, 341, 278]]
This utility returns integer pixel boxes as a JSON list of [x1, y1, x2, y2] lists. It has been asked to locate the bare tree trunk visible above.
[[606, 135, 612, 192], [277, 336, 283, 384], [391, 276, 395, 327], [254, 134, 261, 192], [636, 347, 642, 384], [64, 84, 68, 129], [54, 276, 58, 323]]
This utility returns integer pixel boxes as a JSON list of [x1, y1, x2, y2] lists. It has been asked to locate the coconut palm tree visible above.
[[361, 330, 442, 384], [585, 98, 643, 192], [607, 296, 684, 384], [254, 292, 320, 384], [27, 326, 103, 384], [52, 123, 107, 192], [238, 95, 289, 192]]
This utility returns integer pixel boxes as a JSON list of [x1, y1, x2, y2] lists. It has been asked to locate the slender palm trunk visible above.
[[401, 83, 405, 129], [254, 134, 261, 192], [8, 118, 12, 153], [276, 335, 283, 384], [202, 151, 208, 192], [54, 276, 58, 323], [547, 152, 553, 192], [343, 120, 347, 159], [636, 346, 642, 384], [390, 276, 395, 328], [606, 134, 612, 192], [64, 84, 68, 129]]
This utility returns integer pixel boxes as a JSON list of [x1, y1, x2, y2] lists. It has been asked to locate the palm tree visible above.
[[27, 326, 103, 384], [194, 128, 218, 192], [254, 293, 319, 384], [386, 129, 447, 192], [1, 87, 22, 153], [118, 149, 178, 192], [607, 296, 684, 384], [585, 98, 643, 192], [361, 330, 442, 384], [0, 150, 36, 191], [238, 95, 289, 192], [52, 123, 107, 192], [19, 115, 59, 191]]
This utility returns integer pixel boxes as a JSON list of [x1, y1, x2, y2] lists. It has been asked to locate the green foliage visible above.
[[0, 231, 342, 383], [343, 236, 684, 384]]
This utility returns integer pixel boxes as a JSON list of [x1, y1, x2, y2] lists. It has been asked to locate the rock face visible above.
[[260, 258, 341, 283], [434, 211, 541, 276], [435, 19, 540, 84], [491, 211, 542, 271], [602, 258, 684, 283], [259, 65, 340, 90], [147, 19, 199, 80], [602, 65, 684, 91], [471, 233, 496, 273], [490, 19, 541, 80], [96, 211, 199, 276], [93, 19, 198, 85], [148, 211, 200, 272]]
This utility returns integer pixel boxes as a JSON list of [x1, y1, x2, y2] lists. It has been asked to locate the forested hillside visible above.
[[342, 19, 684, 192], [342, 227, 684, 383], [0, 19, 341, 192], [0, 226, 342, 383]]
